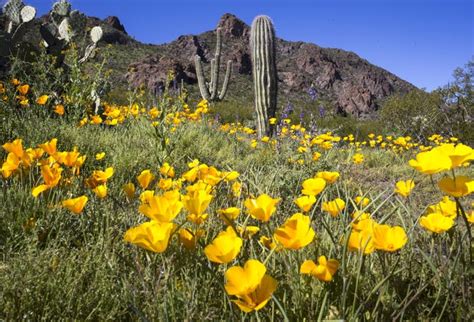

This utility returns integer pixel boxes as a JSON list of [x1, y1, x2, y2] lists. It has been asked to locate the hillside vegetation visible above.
[[1, 1, 473, 320], [1, 54, 473, 320]]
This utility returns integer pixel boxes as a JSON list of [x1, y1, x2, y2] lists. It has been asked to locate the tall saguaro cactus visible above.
[[194, 28, 232, 102], [250, 15, 278, 138]]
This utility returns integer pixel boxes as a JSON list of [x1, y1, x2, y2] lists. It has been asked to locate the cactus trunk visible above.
[[250, 15, 278, 138]]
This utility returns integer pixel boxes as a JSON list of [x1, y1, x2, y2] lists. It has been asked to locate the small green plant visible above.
[[379, 89, 444, 141]]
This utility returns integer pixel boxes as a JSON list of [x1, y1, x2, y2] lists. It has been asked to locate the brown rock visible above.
[[217, 13, 249, 38], [104, 16, 126, 34], [127, 56, 196, 90]]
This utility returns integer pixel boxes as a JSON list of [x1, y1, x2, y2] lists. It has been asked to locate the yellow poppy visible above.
[[95, 152, 106, 160], [54, 104, 65, 115], [204, 226, 242, 264], [123, 182, 136, 200], [322, 198, 346, 217], [301, 178, 326, 196], [315, 171, 340, 184], [36, 95, 49, 105], [137, 169, 155, 189], [394, 180, 415, 197], [409, 149, 451, 174], [300, 256, 339, 282], [124, 221, 176, 253], [437, 176, 474, 197], [372, 224, 407, 252], [294, 195, 316, 212], [274, 213, 315, 250], [93, 184, 107, 199], [139, 191, 183, 223], [419, 212, 454, 233], [244, 194, 280, 222], [62, 195, 88, 214]]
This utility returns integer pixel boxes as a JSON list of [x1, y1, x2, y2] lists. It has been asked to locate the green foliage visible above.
[[380, 58, 474, 145], [0, 111, 472, 320], [1, 45, 111, 123], [435, 58, 474, 144], [0, 32, 473, 322], [379, 89, 445, 141]]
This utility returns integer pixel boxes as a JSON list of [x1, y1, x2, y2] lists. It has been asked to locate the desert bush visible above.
[[380, 89, 445, 141]]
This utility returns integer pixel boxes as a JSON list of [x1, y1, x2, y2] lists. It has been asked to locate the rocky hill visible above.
[[125, 14, 416, 116], [2, 12, 416, 117]]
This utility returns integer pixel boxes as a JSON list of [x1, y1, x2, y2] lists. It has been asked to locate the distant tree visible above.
[[436, 58, 473, 122], [379, 89, 444, 141], [380, 58, 474, 144]]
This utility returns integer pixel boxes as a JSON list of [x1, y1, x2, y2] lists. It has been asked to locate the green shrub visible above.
[[379, 89, 445, 141]]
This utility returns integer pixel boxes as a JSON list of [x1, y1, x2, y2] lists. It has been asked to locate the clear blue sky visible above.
[[22, 0, 474, 91]]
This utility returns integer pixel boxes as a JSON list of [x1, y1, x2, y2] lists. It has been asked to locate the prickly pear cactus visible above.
[[20, 5, 36, 23], [39, 0, 101, 65], [58, 18, 72, 41], [79, 26, 103, 63], [3, 0, 23, 25], [51, 0, 71, 26], [52, 0, 71, 16], [68, 10, 87, 37], [1, 0, 36, 57], [90, 26, 103, 44]]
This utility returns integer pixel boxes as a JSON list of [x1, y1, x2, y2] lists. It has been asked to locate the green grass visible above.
[[0, 84, 472, 321]]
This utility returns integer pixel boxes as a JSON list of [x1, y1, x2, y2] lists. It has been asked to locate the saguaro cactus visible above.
[[194, 28, 232, 102], [250, 15, 278, 138]]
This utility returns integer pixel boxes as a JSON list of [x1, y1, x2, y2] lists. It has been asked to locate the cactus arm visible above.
[[90, 26, 103, 44], [20, 5, 36, 23], [209, 28, 222, 100], [209, 58, 215, 93], [52, 0, 71, 16], [209, 58, 218, 100], [58, 18, 71, 42], [218, 60, 232, 101], [78, 26, 103, 63], [194, 55, 211, 101], [40, 24, 58, 47]]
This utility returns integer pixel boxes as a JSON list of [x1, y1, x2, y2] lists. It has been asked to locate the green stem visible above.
[[454, 197, 472, 263]]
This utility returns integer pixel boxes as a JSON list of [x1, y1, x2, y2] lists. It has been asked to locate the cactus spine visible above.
[[250, 15, 278, 138], [194, 28, 232, 102]]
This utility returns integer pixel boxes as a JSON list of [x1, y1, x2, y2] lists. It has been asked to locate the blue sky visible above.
[[22, 0, 474, 91]]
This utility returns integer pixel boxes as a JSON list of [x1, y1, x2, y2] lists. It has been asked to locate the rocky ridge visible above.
[[126, 13, 416, 116]]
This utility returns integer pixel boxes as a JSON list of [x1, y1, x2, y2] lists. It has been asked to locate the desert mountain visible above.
[[125, 13, 416, 116], [2, 12, 416, 116]]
